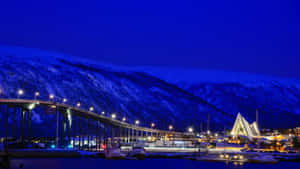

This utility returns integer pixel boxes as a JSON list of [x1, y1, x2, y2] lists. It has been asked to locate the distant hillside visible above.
[[0, 46, 299, 137]]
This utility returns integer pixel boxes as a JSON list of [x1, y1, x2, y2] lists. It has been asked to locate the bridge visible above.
[[0, 98, 194, 151]]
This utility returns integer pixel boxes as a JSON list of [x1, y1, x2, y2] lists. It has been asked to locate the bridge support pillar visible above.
[[12, 106, 16, 138], [97, 120, 100, 151], [87, 118, 90, 151], [61, 112, 67, 148], [20, 108, 25, 144], [128, 128, 130, 143], [55, 108, 59, 148], [5, 105, 9, 146], [137, 130, 140, 142], [127, 128, 130, 143], [79, 117, 82, 150], [67, 112, 71, 149], [118, 127, 121, 143], [133, 129, 136, 143], [27, 109, 32, 141], [127, 128, 129, 143], [99, 121, 102, 151], [72, 115, 76, 150], [129, 128, 132, 143]]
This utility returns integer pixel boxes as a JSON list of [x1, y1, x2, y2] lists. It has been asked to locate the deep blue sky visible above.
[[0, 0, 300, 78]]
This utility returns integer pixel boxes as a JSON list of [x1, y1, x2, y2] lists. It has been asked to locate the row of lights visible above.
[[10, 89, 195, 133]]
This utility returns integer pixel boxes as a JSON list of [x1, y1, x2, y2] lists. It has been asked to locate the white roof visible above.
[[231, 113, 260, 139]]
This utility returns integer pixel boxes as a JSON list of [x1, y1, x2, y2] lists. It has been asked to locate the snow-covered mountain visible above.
[[180, 82, 300, 128], [139, 67, 300, 129], [0, 46, 299, 136]]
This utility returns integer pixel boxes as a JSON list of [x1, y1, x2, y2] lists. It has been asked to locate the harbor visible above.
[[1, 99, 300, 168]]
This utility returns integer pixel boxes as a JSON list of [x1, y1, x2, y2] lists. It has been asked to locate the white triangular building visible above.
[[231, 113, 260, 139]]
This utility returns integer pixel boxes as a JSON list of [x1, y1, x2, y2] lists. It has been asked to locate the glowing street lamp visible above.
[[111, 114, 116, 119], [49, 94, 54, 100], [135, 120, 140, 125], [89, 106, 94, 111], [151, 123, 155, 128], [122, 117, 126, 122], [35, 91, 40, 97], [17, 89, 24, 98], [169, 125, 173, 130], [63, 98, 67, 103], [101, 111, 105, 115], [188, 127, 193, 133], [28, 103, 36, 110], [76, 102, 81, 107]]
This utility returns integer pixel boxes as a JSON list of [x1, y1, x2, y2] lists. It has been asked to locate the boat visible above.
[[196, 153, 247, 163], [196, 154, 227, 162], [247, 154, 278, 164], [104, 147, 125, 159], [128, 146, 146, 160], [216, 143, 244, 150]]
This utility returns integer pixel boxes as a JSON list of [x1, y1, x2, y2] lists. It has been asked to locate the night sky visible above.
[[0, 0, 300, 78]]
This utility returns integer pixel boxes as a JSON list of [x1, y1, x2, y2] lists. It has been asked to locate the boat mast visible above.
[[256, 109, 259, 129], [207, 113, 210, 133]]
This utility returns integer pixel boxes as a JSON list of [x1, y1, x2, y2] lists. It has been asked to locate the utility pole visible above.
[[256, 109, 259, 129], [207, 113, 210, 132], [200, 122, 203, 133]]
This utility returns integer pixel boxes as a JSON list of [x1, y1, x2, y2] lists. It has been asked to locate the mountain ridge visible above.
[[0, 46, 299, 136]]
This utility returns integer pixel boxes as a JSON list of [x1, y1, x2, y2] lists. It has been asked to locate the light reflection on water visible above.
[[10, 158, 299, 169]]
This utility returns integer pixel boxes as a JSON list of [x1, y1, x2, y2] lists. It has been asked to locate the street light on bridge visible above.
[[17, 89, 24, 99], [169, 125, 173, 130], [63, 98, 67, 103], [151, 123, 155, 128], [122, 117, 126, 122], [188, 127, 193, 133], [49, 94, 54, 100], [28, 103, 36, 110], [111, 113, 116, 119], [101, 111, 105, 115], [18, 89, 24, 96], [89, 106, 94, 112], [76, 102, 81, 107], [135, 120, 140, 125]]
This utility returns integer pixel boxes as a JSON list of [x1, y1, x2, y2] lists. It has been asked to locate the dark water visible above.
[[10, 158, 300, 169]]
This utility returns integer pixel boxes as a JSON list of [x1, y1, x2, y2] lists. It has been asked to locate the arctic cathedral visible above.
[[231, 113, 260, 140]]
